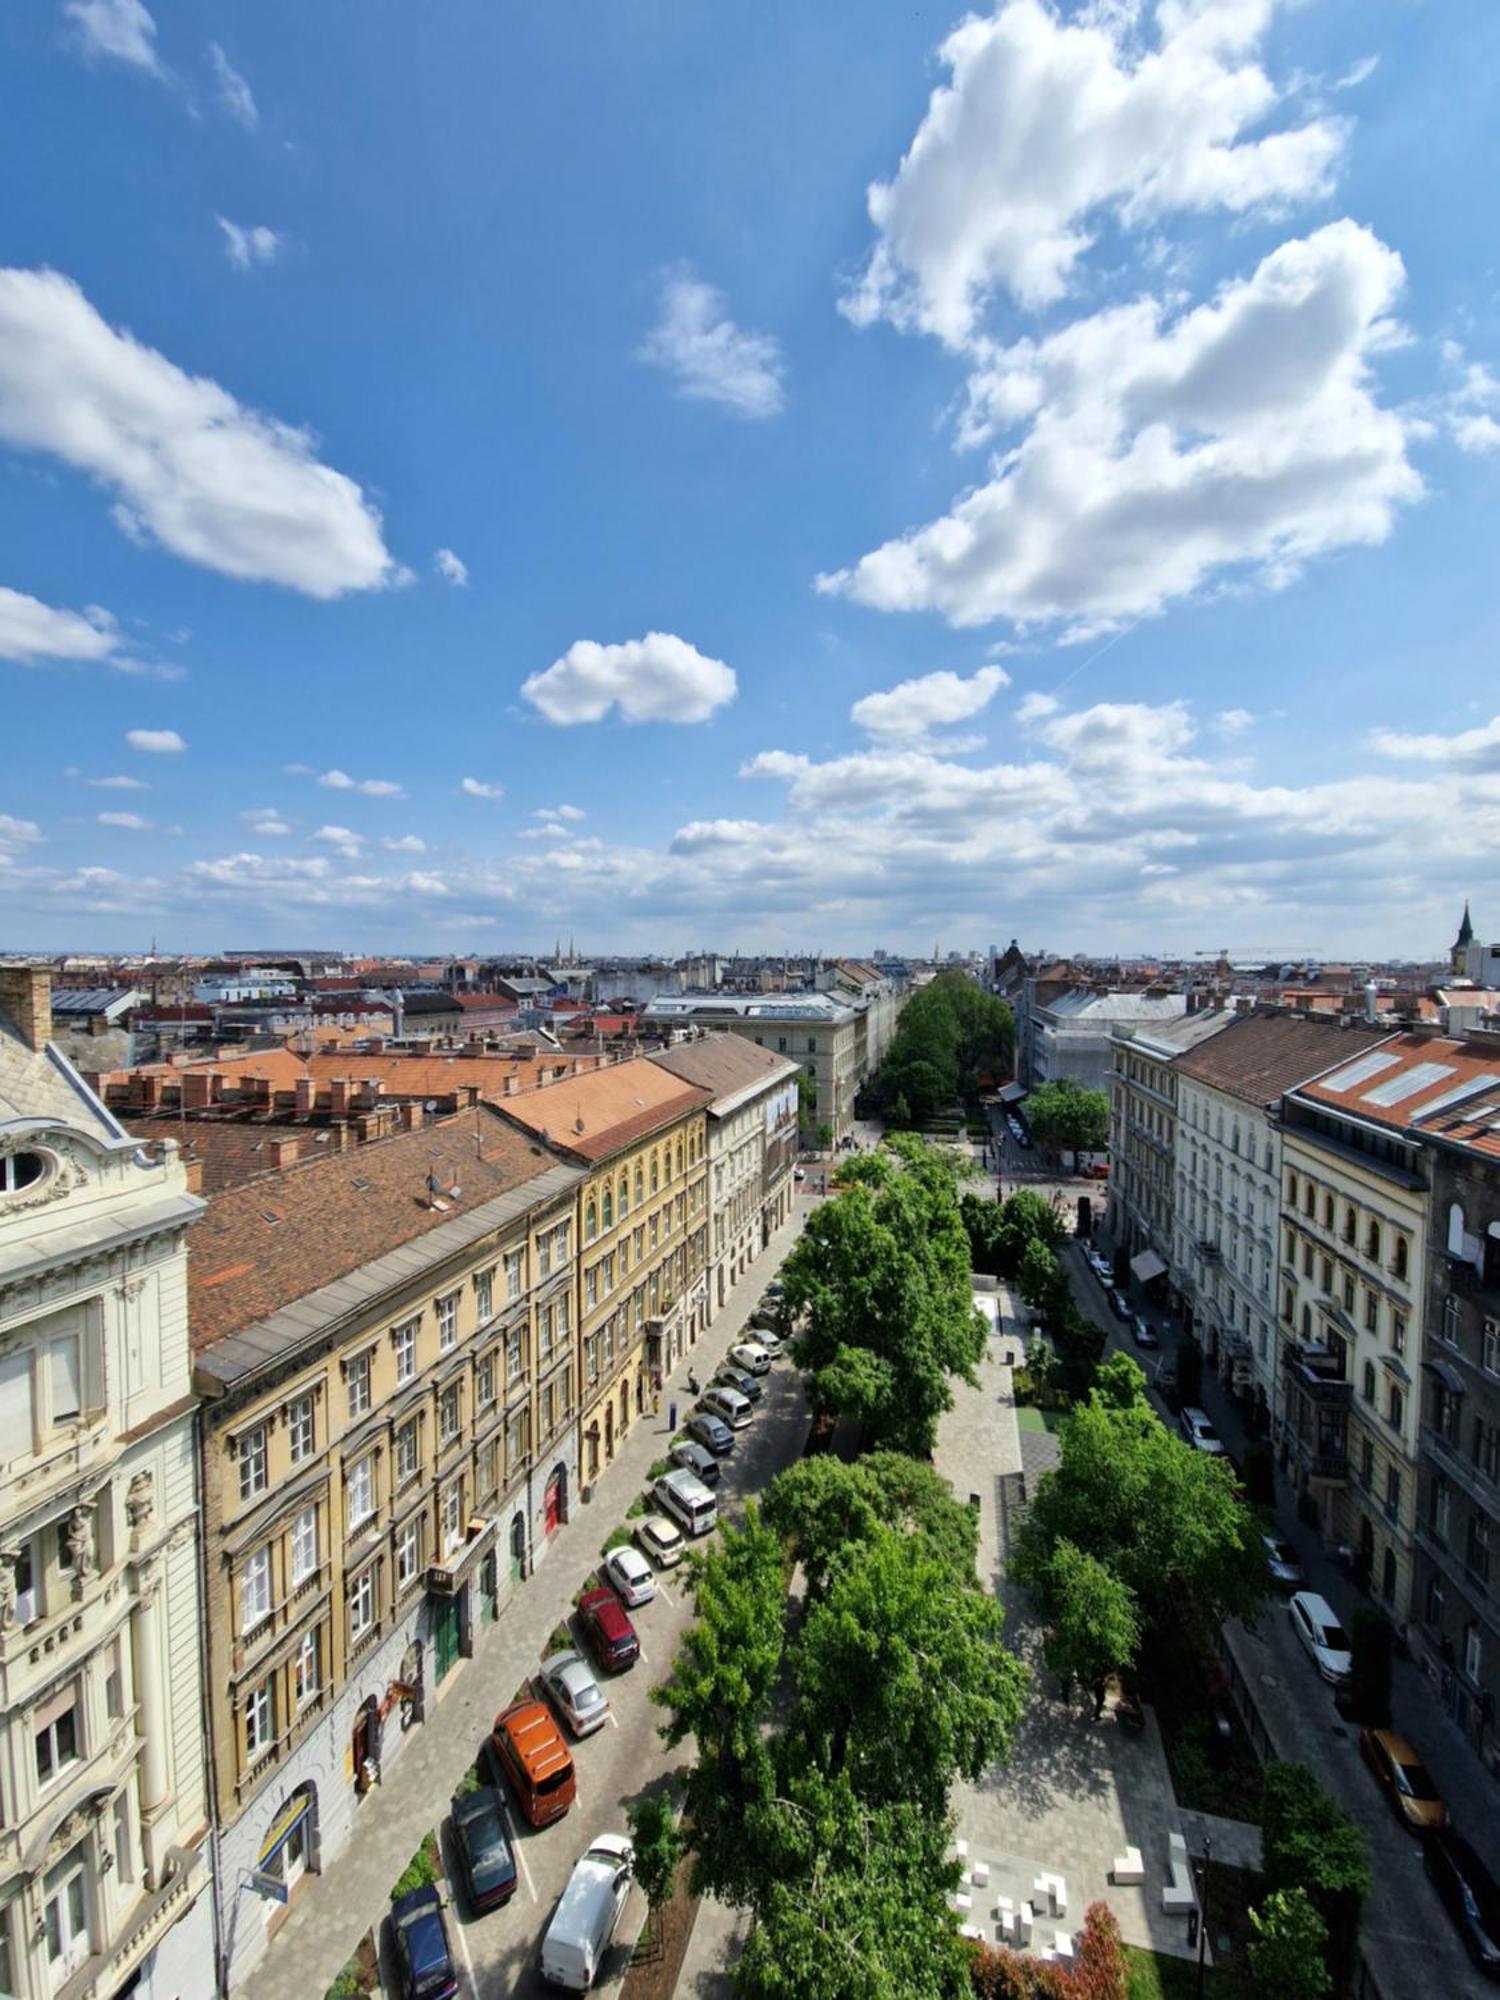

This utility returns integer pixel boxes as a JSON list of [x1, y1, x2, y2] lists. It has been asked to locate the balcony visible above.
[[1306, 1450, 1350, 1483], [1197, 1238, 1223, 1263], [1423, 1423, 1500, 1517]]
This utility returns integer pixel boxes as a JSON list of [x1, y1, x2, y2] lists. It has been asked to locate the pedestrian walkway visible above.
[[245, 1202, 814, 2000]]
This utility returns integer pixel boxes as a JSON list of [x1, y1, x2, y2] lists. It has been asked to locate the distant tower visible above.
[[1452, 901, 1476, 976]]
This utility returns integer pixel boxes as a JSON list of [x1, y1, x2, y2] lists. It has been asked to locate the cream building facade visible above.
[[0, 967, 213, 2000]]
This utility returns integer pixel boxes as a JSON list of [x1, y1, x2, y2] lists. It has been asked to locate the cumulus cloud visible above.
[[0, 267, 395, 597], [217, 219, 282, 271], [98, 810, 151, 830], [534, 803, 586, 824], [1438, 345, 1500, 456], [842, 0, 1345, 345], [1369, 714, 1500, 770], [282, 765, 403, 797], [460, 777, 504, 800], [0, 586, 122, 666], [382, 834, 427, 853], [65, 0, 160, 73], [312, 824, 364, 858], [851, 664, 1010, 743], [1214, 707, 1255, 736], [639, 270, 785, 419], [86, 774, 149, 790], [1016, 691, 1060, 724], [821, 223, 1418, 631], [126, 727, 184, 752], [434, 547, 469, 586], [0, 814, 43, 856], [209, 42, 257, 127], [241, 808, 291, 836], [522, 631, 737, 725]]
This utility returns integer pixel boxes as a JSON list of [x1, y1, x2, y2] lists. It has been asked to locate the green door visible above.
[[433, 1595, 461, 1681]]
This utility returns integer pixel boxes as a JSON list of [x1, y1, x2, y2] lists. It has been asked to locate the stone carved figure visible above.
[[67, 1505, 95, 1592], [0, 1550, 16, 1630], [126, 1469, 155, 1532]]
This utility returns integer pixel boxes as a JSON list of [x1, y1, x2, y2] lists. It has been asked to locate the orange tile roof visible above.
[[495, 1053, 711, 1162], [1296, 1033, 1500, 1136]]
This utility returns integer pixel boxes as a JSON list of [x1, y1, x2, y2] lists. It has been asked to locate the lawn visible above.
[[1122, 1860, 1261, 1999], [1014, 1403, 1067, 1434], [1123, 1944, 1240, 1998]]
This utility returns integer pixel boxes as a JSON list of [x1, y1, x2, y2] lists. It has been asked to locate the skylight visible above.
[[1318, 1051, 1400, 1093], [1363, 1062, 1456, 1107]]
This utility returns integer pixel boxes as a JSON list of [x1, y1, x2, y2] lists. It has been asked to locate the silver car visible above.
[[538, 1649, 609, 1736]]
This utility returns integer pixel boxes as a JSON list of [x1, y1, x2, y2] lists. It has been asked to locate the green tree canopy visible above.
[[1040, 1537, 1141, 1693], [1025, 1079, 1109, 1157], [1246, 1886, 1331, 2000], [762, 1451, 979, 1602], [869, 972, 1016, 1121], [1260, 1763, 1370, 1995]]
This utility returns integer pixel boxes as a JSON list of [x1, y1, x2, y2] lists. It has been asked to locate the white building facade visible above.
[[0, 968, 213, 2000]]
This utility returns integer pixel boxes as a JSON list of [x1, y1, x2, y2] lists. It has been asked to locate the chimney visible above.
[[401, 1102, 426, 1132], [271, 1137, 300, 1169], [0, 964, 53, 1051], [182, 1071, 215, 1110], [138, 1074, 162, 1111], [294, 1075, 316, 1116], [330, 1077, 352, 1116], [183, 1158, 205, 1194]]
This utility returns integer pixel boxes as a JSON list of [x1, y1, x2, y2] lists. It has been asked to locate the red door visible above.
[[544, 1469, 564, 1535]]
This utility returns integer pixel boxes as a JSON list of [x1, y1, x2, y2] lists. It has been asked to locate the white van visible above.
[[699, 1384, 752, 1430], [652, 1468, 718, 1537], [1179, 1406, 1225, 1456], [541, 1832, 634, 1989]]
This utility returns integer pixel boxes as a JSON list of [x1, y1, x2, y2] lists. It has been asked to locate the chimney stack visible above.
[[294, 1075, 316, 1116], [0, 964, 53, 1052], [271, 1137, 300, 1169]]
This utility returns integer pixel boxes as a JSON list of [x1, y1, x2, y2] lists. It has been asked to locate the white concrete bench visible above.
[[994, 1899, 1016, 1946], [1162, 1831, 1195, 1913], [969, 1861, 990, 1890], [1034, 1872, 1067, 1918], [1111, 1845, 1145, 1886], [1052, 1932, 1074, 1963]]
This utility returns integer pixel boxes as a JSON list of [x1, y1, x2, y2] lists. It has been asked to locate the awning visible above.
[[1424, 1356, 1465, 1395], [258, 1791, 315, 1868], [1130, 1249, 1167, 1284], [999, 1082, 1026, 1104]]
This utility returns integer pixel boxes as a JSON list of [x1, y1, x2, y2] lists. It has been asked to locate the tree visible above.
[[1040, 1539, 1140, 1704], [1093, 1352, 1148, 1410], [763, 1451, 979, 1603], [1245, 1886, 1331, 2000], [624, 1792, 686, 1956], [1019, 1240, 1072, 1326], [1346, 1608, 1393, 1728], [1024, 1079, 1108, 1158], [868, 972, 1016, 1122], [1260, 1762, 1370, 1997]]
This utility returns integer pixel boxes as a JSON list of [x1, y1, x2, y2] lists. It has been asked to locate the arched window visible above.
[[618, 1174, 629, 1218], [602, 1187, 613, 1231], [634, 1164, 644, 1206], [1286, 1172, 1298, 1206], [1323, 1193, 1334, 1228], [585, 1200, 597, 1244], [1389, 1384, 1404, 1434], [650, 1153, 659, 1194], [1448, 1202, 1467, 1257], [1362, 1361, 1376, 1403], [676, 1140, 684, 1177], [1365, 1221, 1381, 1261], [1393, 1237, 1408, 1280]]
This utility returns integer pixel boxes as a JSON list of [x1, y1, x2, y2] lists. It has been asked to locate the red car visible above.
[[576, 1586, 640, 1671]]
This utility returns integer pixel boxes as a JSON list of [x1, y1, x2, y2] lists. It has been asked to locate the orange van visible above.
[[489, 1698, 576, 1827]]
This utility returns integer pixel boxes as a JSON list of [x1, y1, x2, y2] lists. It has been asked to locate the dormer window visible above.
[[0, 1150, 48, 1195]]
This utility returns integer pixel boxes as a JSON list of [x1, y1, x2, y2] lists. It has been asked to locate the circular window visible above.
[[1, 1151, 48, 1195]]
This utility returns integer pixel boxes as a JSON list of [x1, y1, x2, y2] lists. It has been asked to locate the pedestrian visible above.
[[687, 1369, 699, 1395], [652, 1390, 661, 1418]]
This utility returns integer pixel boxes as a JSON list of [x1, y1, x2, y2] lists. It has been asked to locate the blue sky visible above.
[[3, 0, 1499, 959]]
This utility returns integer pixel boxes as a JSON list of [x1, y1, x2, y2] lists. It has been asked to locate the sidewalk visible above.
[[245, 1201, 814, 2000]]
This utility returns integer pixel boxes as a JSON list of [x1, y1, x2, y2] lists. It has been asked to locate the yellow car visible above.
[[1360, 1728, 1448, 1834]]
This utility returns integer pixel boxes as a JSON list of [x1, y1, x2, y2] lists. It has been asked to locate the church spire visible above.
[[1456, 900, 1475, 948]]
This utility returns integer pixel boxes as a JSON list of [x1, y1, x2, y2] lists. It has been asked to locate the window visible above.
[[618, 1173, 629, 1218], [43, 1849, 89, 1981], [475, 1267, 493, 1322], [1323, 1193, 1334, 1228], [634, 1164, 645, 1206], [1443, 1296, 1462, 1347], [113, 1791, 135, 1886], [1343, 1206, 1356, 1246], [287, 1395, 315, 1464], [1392, 1312, 1406, 1358], [507, 1324, 524, 1381], [34, 1686, 79, 1786], [105, 1636, 124, 1719], [538, 1303, 554, 1361], [1384, 1465, 1401, 1524], [1388, 1385, 1405, 1435], [554, 1221, 569, 1263], [602, 1186, 614, 1231], [586, 1266, 598, 1310], [1364, 1290, 1379, 1334], [537, 1233, 553, 1279], [1466, 1515, 1491, 1586], [1301, 1241, 1313, 1277], [396, 1519, 421, 1590], [1465, 1624, 1483, 1683], [346, 1351, 372, 1422], [348, 1565, 376, 1639], [1320, 1257, 1333, 1295], [241, 1547, 272, 1633], [1343, 1273, 1355, 1312], [1285, 1171, 1298, 1206], [437, 1292, 459, 1353], [1484, 1320, 1500, 1378], [506, 1250, 523, 1300], [1426, 1573, 1445, 1626], [396, 1418, 420, 1485], [1436, 1387, 1461, 1444], [1432, 1475, 1451, 1542], [1366, 1221, 1381, 1261], [585, 1200, 598, 1243], [556, 1291, 569, 1337], [239, 1423, 269, 1502], [346, 1454, 375, 1529], [393, 1320, 418, 1385], [1393, 1237, 1409, 1280], [603, 1251, 615, 1293], [442, 1483, 464, 1553], [479, 1439, 500, 1505], [477, 1352, 496, 1408], [0, 1147, 48, 1193], [507, 1406, 529, 1471], [1361, 1361, 1376, 1403], [245, 1678, 274, 1760], [1361, 1437, 1374, 1489], [295, 1629, 320, 1709], [651, 1153, 659, 1194], [440, 1384, 461, 1444], [48, 1331, 83, 1424], [1477, 1418, 1500, 1484], [291, 1506, 318, 1585]]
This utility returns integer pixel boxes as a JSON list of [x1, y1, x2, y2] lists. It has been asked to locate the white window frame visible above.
[[475, 1268, 494, 1322], [393, 1320, 418, 1386], [245, 1677, 274, 1761], [241, 1546, 272, 1635], [290, 1506, 319, 1586], [396, 1419, 419, 1486], [348, 1565, 376, 1640], [239, 1423, 269, 1503], [437, 1292, 459, 1353], [346, 1454, 376, 1531], [440, 1384, 461, 1444], [34, 1687, 81, 1788], [295, 1628, 320, 1710], [442, 1483, 464, 1554], [346, 1351, 372, 1422], [396, 1519, 421, 1591], [286, 1396, 315, 1466], [506, 1250, 524, 1301]]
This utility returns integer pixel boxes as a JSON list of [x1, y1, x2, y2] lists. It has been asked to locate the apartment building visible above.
[[643, 992, 866, 1142], [496, 1058, 711, 1487], [1170, 1014, 1388, 1419], [0, 967, 213, 2000], [1277, 1036, 1498, 1621], [1026, 986, 1191, 1093], [1411, 1067, 1500, 1772], [190, 1106, 582, 1989], [649, 1034, 800, 1315]]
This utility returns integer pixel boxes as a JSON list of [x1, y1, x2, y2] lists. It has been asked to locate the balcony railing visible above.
[[1282, 1343, 1353, 1405]]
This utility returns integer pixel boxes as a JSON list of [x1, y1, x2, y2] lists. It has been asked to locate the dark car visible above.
[[1106, 1288, 1132, 1322], [669, 1438, 721, 1484], [686, 1412, 734, 1456], [452, 1785, 517, 1912], [748, 1306, 783, 1334], [1131, 1314, 1159, 1349], [714, 1363, 763, 1403], [577, 1586, 640, 1671], [1425, 1827, 1500, 1980], [1261, 1534, 1304, 1592], [390, 1885, 458, 2000]]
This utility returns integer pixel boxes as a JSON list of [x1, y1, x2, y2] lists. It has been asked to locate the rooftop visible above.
[[1173, 1011, 1391, 1105], [643, 991, 858, 1024], [494, 1053, 711, 1163], [1296, 1033, 1500, 1154], [649, 1031, 800, 1112]]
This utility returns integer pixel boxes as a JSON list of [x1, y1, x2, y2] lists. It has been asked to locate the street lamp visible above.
[[1196, 1832, 1213, 1999]]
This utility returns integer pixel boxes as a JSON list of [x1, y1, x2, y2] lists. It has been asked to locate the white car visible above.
[[635, 1514, 685, 1568], [754, 1330, 784, 1359], [1179, 1407, 1226, 1456], [700, 1385, 753, 1429], [541, 1833, 635, 1990], [1289, 1591, 1352, 1685], [538, 1650, 609, 1736], [602, 1544, 657, 1608], [729, 1340, 771, 1376]]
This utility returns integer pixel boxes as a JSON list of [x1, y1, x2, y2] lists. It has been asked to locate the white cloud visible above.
[[841, 0, 1346, 346], [0, 585, 121, 666], [434, 547, 469, 586], [821, 223, 1418, 631], [639, 270, 785, 419], [1453, 413, 1500, 456], [1016, 691, 1060, 723], [217, 219, 283, 271], [298, 767, 404, 797], [87, 774, 149, 790], [382, 834, 427, 853], [534, 804, 587, 825], [65, 0, 160, 73], [0, 267, 394, 597], [1214, 707, 1255, 735], [312, 824, 363, 858], [1369, 714, 1500, 770], [209, 42, 256, 127], [1438, 347, 1500, 456], [402, 871, 450, 898], [98, 810, 151, 830], [241, 808, 291, 836], [522, 631, 737, 725], [126, 727, 184, 752], [1333, 55, 1379, 92], [460, 777, 504, 800], [851, 664, 1010, 743], [0, 814, 43, 855]]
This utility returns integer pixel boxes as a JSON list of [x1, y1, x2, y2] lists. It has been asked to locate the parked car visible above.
[[669, 1438, 721, 1484], [389, 1885, 458, 2000], [714, 1363, 762, 1403], [754, 1329, 785, 1358], [1425, 1827, 1500, 1979], [635, 1513, 686, 1567], [1131, 1314, 1159, 1349], [699, 1385, 753, 1429], [730, 1340, 772, 1375], [1178, 1406, 1225, 1455], [653, 1467, 718, 1537], [1106, 1287, 1133, 1323], [762, 1280, 786, 1300], [602, 1543, 658, 1607], [748, 1306, 782, 1333], [577, 1586, 640, 1672], [488, 1699, 575, 1827], [1289, 1591, 1353, 1685], [451, 1785, 517, 1912], [541, 1833, 635, 1991], [1261, 1534, 1304, 1592], [538, 1650, 609, 1737], [1360, 1728, 1449, 1833], [685, 1411, 735, 1455]]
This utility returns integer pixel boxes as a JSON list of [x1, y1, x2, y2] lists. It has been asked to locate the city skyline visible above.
[[4, 0, 1500, 955]]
